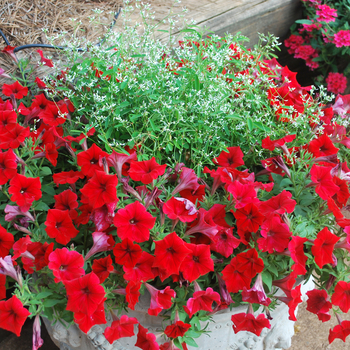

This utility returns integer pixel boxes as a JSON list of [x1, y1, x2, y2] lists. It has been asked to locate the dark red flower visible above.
[[0, 275, 5, 300], [126, 281, 141, 310], [54, 189, 78, 219], [129, 157, 166, 185], [210, 228, 240, 258], [233, 203, 264, 233], [48, 248, 85, 283], [77, 144, 108, 177], [262, 134, 296, 151], [84, 231, 115, 261], [135, 324, 159, 350], [258, 190, 296, 216], [331, 281, 350, 313], [0, 123, 30, 149], [35, 77, 46, 89], [92, 255, 114, 283], [311, 227, 340, 269], [0, 225, 14, 258], [2, 81, 28, 99], [257, 215, 291, 253], [185, 208, 219, 239], [0, 110, 17, 133], [306, 289, 332, 322], [0, 149, 17, 185], [184, 283, 221, 318], [288, 236, 308, 276], [74, 301, 107, 334], [276, 285, 302, 321], [329, 320, 350, 344], [0, 295, 30, 337], [221, 256, 252, 293], [80, 171, 118, 209], [8, 174, 42, 211], [179, 184, 206, 204], [114, 201, 155, 243], [34, 242, 54, 272], [153, 232, 191, 279], [104, 315, 138, 344], [65, 272, 106, 316], [272, 273, 297, 296], [164, 321, 191, 338], [123, 251, 155, 283], [163, 197, 197, 223], [145, 283, 176, 316], [45, 209, 79, 245], [37, 50, 54, 67], [53, 170, 84, 186], [113, 238, 142, 268], [310, 164, 340, 200], [212, 146, 244, 168], [231, 311, 271, 336], [179, 243, 214, 282], [235, 248, 264, 278], [40, 103, 68, 126]]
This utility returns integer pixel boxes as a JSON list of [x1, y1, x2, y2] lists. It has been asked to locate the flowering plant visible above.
[[1, 3, 350, 350], [285, 0, 350, 94]]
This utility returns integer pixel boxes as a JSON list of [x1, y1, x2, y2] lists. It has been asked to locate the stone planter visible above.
[[42, 278, 314, 350]]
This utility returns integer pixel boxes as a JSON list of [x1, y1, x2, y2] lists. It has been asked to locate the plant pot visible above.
[[42, 277, 314, 350]]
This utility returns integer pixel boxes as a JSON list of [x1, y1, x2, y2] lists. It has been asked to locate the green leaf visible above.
[[262, 271, 272, 291], [33, 202, 50, 211], [36, 291, 53, 299], [43, 299, 62, 307], [247, 118, 254, 131], [40, 167, 52, 176], [226, 114, 241, 120], [42, 185, 56, 196], [295, 19, 313, 25], [183, 337, 198, 347]]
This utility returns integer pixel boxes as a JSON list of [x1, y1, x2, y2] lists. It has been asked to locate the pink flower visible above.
[[333, 30, 350, 48], [316, 4, 337, 23], [326, 72, 347, 95]]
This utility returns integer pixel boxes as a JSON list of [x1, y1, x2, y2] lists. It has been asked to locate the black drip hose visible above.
[[1, 7, 121, 53]]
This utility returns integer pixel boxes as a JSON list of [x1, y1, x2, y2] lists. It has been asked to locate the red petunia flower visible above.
[[179, 184, 206, 205], [48, 248, 85, 283], [113, 238, 142, 268], [163, 197, 198, 223], [0, 224, 14, 258], [54, 189, 78, 220], [288, 236, 308, 276], [8, 174, 41, 211], [331, 281, 350, 313], [212, 146, 244, 168], [185, 208, 219, 239], [0, 123, 30, 149], [272, 273, 297, 296], [0, 275, 5, 300], [0, 149, 17, 185], [306, 289, 332, 322], [45, 209, 79, 245], [221, 256, 252, 293], [135, 324, 159, 350], [261, 134, 296, 151], [35, 77, 46, 89], [309, 164, 340, 200], [114, 201, 156, 243], [179, 243, 214, 282], [107, 150, 137, 180], [123, 251, 155, 283], [74, 301, 107, 334], [184, 282, 221, 318], [164, 321, 191, 339], [276, 285, 302, 321], [210, 228, 240, 258], [329, 320, 350, 344], [233, 203, 264, 233], [235, 248, 264, 278], [80, 171, 118, 209], [53, 170, 84, 186], [91, 201, 118, 231], [65, 272, 106, 316], [40, 103, 68, 126], [153, 232, 191, 279], [171, 167, 199, 196], [0, 295, 31, 337], [0, 110, 17, 133], [311, 227, 340, 269], [145, 283, 176, 316], [231, 311, 271, 337], [227, 181, 259, 209], [2, 81, 28, 99], [92, 255, 114, 283], [257, 215, 291, 253], [128, 157, 166, 185], [126, 281, 141, 310], [77, 144, 108, 177], [37, 50, 54, 67], [242, 273, 271, 306], [104, 315, 139, 344], [308, 133, 339, 158], [34, 242, 54, 271], [258, 190, 296, 216]]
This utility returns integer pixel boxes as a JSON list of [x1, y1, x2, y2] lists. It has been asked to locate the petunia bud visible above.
[[32, 314, 44, 350], [0, 256, 20, 284]]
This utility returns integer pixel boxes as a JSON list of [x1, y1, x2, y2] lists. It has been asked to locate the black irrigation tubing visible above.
[[1, 7, 122, 54]]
